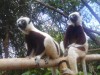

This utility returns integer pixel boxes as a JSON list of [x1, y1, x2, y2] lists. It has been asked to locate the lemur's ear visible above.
[[20, 16, 24, 18], [28, 18, 32, 24]]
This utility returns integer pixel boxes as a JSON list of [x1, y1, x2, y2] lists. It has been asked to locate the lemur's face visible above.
[[68, 12, 81, 25], [17, 16, 31, 30]]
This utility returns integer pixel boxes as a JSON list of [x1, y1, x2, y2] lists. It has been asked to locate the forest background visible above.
[[0, 0, 100, 75]]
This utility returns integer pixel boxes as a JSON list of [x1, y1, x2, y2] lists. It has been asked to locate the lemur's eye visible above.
[[71, 14, 77, 19], [21, 20, 26, 25]]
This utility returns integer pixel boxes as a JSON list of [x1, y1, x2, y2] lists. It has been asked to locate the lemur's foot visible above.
[[44, 57, 49, 64], [62, 68, 74, 75], [26, 56, 32, 59], [34, 56, 41, 66]]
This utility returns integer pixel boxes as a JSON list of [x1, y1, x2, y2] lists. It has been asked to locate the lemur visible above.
[[60, 12, 88, 75], [16, 16, 63, 75]]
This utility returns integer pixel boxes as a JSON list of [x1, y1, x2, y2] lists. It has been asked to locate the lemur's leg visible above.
[[51, 67, 57, 75], [67, 47, 79, 75], [34, 51, 45, 66]]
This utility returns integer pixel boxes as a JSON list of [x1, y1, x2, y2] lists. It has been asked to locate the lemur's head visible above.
[[17, 16, 33, 34], [67, 12, 82, 26]]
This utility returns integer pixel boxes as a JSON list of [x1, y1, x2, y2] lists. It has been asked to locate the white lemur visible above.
[[60, 12, 88, 75], [17, 16, 63, 75]]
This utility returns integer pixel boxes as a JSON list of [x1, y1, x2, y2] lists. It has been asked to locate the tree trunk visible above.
[[3, 33, 9, 58], [0, 40, 3, 58]]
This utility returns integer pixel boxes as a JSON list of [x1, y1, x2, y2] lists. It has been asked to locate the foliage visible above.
[[0, 0, 100, 75], [88, 38, 100, 49], [21, 68, 60, 75]]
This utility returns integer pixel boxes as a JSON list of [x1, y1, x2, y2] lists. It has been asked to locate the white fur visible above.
[[44, 37, 60, 59], [68, 41, 88, 53], [68, 46, 86, 74], [61, 12, 88, 75], [60, 39, 88, 75], [17, 17, 60, 58], [17, 17, 61, 75], [34, 51, 45, 65], [67, 12, 82, 26], [60, 41, 64, 53], [17, 17, 30, 24], [17, 17, 54, 38]]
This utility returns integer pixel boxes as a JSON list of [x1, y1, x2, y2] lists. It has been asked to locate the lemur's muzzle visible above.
[[69, 14, 78, 23], [17, 20, 27, 30]]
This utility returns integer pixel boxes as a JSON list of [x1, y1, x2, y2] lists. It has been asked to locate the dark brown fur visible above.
[[64, 25, 86, 50], [25, 31, 45, 56], [53, 41, 59, 55], [77, 46, 85, 51]]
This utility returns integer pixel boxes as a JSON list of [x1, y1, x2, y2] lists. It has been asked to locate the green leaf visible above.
[[22, 71, 32, 75], [97, 65, 100, 70], [44, 71, 51, 75], [87, 73, 92, 75], [78, 71, 84, 75]]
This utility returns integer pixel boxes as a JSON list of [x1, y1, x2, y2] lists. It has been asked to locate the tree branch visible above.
[[84, 26, 100, 46], [81, 0, 100, 24], [35, 0, 68, 18], [89, 48, 100, 52], [86, 27, 100, 35], [0, 54, 100, 70], [82, 22, 100, 46], [96, 0, 100, 5], [35, 0, 100, 46]]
